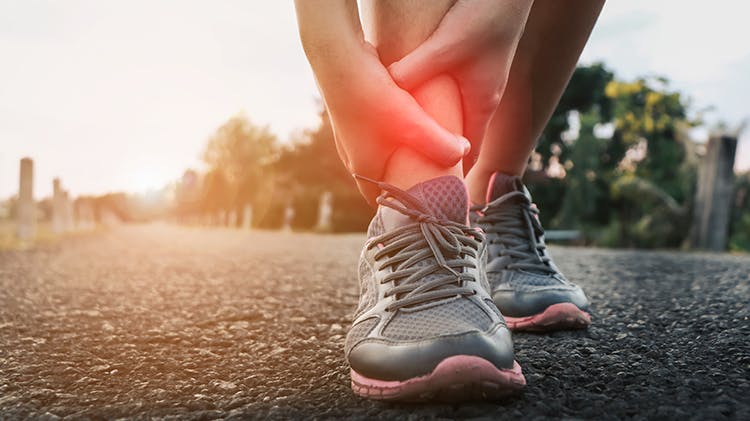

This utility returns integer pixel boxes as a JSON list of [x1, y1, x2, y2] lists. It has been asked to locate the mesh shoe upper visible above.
[[472, 172, 589, 318], [345, 175, 515, 381]]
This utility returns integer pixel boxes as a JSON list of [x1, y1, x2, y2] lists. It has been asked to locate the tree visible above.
[[272, 107, 372, 231], [606, 77, 696, 203], [200, 168, 230, 220], [729, 172, 750, 252], [526, 63, 614, 229], [530, 65, 699, 248], [604, 77, 697, 247], [203, 113, 278, 215], [555, 110, 610, 230], [536, 63, 614, 170]]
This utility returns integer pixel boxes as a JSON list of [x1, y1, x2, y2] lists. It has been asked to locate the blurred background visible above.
[[1, 0, 748, 251]]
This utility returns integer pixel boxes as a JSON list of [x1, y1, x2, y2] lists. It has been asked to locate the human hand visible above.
[[310, 40, 470, 201], [295, 0, 472, 202], [387, 0, 532, 169]]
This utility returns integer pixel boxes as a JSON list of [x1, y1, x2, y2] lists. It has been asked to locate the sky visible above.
[[1, 0, 748, 199]]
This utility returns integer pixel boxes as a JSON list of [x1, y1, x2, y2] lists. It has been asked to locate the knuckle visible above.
[[475, 92, 501, 114]]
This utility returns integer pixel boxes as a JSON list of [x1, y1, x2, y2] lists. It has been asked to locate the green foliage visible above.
[[728, 212, 750, 252], [523, 175, 565, 229], [555, 111, 609, 229], [607, 174, 688, 248], [536, 63, 613, 167], [531, 65, 700, 248], [605, 78, 695, 203], [177, 62, 744, 248], [729, 172, 750, 252]]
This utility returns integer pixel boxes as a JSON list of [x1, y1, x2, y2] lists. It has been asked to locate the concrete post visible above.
[[52, 178, 64, 233], [66, 191, 74, 231], [691, 135, 737, 250], [227, 210, 237, 228], [315, 191, 333, 232], [16, 158, 35, 240], [61, 190, 73, 232], [242, 204, 253, 230]]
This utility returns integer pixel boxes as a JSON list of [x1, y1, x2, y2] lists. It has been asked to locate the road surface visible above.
[[1, 224, 748, 420]]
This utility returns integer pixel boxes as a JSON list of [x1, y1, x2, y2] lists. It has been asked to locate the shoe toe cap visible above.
[[493, 284, 589, 318], [347, 324, 515, 382]]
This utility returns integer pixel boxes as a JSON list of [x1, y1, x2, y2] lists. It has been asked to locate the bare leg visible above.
[[465, 0, 605, 204], [361, 0, 462, 190]]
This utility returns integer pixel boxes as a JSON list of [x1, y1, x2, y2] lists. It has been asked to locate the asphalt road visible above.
[[1, 224, 748, 420]]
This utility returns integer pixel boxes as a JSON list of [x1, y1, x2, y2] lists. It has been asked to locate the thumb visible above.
[[394, 93, 471, 167], [388, 36, 452, 91]]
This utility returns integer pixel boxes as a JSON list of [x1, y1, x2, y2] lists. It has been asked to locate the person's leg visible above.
[[467, 1, 604, 332], [465, 0, 605, 204], [360, 0, 463, 190], [343, 1, 525, 401]]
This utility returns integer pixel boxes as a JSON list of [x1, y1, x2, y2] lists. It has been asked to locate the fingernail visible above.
[[458, 136, 471, 156]]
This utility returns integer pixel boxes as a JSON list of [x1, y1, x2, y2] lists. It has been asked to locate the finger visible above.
[[460, 87, 502, 170], [393, 92, 471, 167], [387, 35, 453, 92]]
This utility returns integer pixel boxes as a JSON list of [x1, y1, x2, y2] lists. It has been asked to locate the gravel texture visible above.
[[0, 224, 748, 420]]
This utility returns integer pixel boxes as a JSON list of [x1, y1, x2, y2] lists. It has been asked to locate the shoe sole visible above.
[[504, 302, 591, 332], [350, 356, 525, 402]]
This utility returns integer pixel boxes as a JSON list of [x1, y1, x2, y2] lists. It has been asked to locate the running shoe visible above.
[[345, 175, 525, 402], [471, 172, 591, 332]]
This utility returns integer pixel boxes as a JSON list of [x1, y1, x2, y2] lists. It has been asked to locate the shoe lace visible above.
[[472, 191, 555, 274], [356, 175, 482, 312]]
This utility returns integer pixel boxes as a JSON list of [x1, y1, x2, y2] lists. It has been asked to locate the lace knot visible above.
[[355, 175, 482, 311]]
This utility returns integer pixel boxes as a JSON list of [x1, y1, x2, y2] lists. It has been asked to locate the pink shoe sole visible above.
[[504, 302, 591, 332], [350, 356, 525, 402]]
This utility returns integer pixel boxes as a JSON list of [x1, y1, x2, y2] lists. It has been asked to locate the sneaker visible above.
[[345, 175, 525, 402], [471, 172, 591, 332]]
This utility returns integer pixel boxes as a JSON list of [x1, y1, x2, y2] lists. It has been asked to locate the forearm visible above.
[[294, 0, 468, 202], [294, 1, 365, 72], [295, 0, 384, 116]]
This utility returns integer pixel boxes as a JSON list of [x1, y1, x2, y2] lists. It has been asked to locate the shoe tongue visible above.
[[408, 175, 468, 223], [378, 175, 468, 232], [486, 172, 525, 202]]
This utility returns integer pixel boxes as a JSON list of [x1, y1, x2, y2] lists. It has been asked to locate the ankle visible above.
[[465, 167, 495, 205], [382, 73, 464, 191], [466, 163, 528, 205], [382, 146, 463, 191]]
